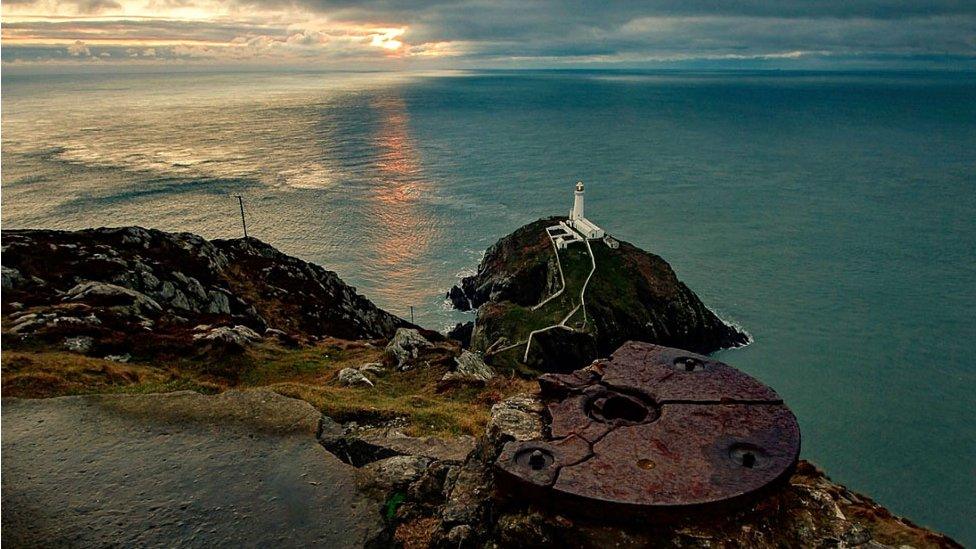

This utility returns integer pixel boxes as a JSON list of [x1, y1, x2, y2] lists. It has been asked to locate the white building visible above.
[[567, 181, 604, 239]]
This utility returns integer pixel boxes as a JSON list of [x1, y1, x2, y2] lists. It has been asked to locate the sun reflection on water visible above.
[[362, 94, 438, 316]]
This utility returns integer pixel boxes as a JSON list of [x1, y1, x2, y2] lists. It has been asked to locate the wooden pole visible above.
[[410, 306, 414, 324], [235, 195, 248, 238]]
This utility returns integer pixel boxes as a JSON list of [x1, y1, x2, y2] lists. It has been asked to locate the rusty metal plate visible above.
[[496, 341, 801, 519]]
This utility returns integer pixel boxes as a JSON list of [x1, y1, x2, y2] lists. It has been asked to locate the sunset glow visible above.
[[1, 0, 973, 69]]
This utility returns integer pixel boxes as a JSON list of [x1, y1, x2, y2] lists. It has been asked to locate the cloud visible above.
[[1, 0, 973, 68], [66, 40, 91, 56], [75, 0, 122, 13]]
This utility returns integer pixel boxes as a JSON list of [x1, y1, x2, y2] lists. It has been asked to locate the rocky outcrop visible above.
[[1, 227, 409, 359], [381, 391, 959, 548], [441, 351, 494, 384], [385, 328, 433, 370], [448, 217, 749, 371]]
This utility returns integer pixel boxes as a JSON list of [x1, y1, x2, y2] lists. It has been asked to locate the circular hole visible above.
[[601, 396, 648, 422], [636, 458, 656, 470], [586, 392, 660, 424], [729, 443, 766, 469], [673, 357, 705, 372]]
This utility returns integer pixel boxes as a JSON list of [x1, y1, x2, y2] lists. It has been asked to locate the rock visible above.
[[104, 354, 131, 363], [523, 327, 597, 373], [443, 525, 474, 547], [319, 425, 475, 467], [10, 313, 51, 334], [442, 351, 494, 383], [192, 325, 261, 348], [173, 272, 207, 302], [440, 456, 492, 527], [63, 336, 94, 353], [1, 227, 410, 358], [206, 291, 231, 314], [64, 281, 162, 315], [338, 367, 374, 387], [447, 321, 474, 348], [407, 462, 455, 504], [264, 327, 299, 347], [361, 455, 431, 489], [486, 395, 545, 448], [386, 328, 433, 370], [446, 286, 471, 311], [496, 512, 555, 547], [2, 266, 25, 290]]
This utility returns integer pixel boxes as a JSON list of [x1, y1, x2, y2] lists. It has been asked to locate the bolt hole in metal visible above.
[[673, 356, 706, 372], [729, 443, 766, 469], [516, 447, 555, 470]]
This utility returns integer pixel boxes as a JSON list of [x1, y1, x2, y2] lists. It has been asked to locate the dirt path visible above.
[[2, 390, 384, 548]]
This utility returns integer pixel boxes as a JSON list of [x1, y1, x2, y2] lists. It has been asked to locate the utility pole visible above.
[[235, 195, 248, 238]]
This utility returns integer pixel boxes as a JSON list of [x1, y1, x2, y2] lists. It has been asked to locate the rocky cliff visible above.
[[448, 218, 748, 371], [1, 227, 408, 360]]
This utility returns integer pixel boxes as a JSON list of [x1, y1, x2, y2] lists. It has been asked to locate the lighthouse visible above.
[[571, 181, 585, 221], [566, 181, 604, 239]]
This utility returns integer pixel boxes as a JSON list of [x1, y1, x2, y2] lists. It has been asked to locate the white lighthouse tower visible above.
[[570, 181, 585, 221], [566, 181, 604, 239]]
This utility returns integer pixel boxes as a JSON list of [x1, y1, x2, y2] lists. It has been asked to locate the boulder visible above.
[[361, 455, 432, 489], [63, 336, 94, 353], [386, 328, 432, 370], [338, 367, 374, 387], [318, 423, 475, 467], [64, 281, 162, 315], [193, 325, 261, 348], [2, 266, 25, 290], [206, 290, 231, 314], [447, 321, 474, 348], [486, 395, 545, 448], [442, 351, 494, 383]]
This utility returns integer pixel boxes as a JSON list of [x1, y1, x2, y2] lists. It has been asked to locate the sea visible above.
[[2, 68, 974, 543]]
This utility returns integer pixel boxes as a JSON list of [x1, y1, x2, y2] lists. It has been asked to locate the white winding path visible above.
[[522, 233, 598, 363], [531, 227, 569, 311]]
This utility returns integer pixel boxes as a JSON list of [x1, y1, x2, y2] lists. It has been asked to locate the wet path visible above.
[[2, 390, 383, 548]]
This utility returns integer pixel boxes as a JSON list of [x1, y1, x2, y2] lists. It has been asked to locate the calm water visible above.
[[2, 69, 974, 542]]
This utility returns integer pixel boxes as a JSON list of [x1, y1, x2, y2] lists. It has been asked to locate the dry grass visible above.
[[1, 339, 536, 437], [1, 351, 219, 398]]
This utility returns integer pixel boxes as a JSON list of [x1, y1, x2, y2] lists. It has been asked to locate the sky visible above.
[[2, 0, 975, 70]]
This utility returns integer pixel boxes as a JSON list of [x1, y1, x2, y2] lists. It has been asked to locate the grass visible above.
[[1, 339, 536, 438], [1, 351, 218, 398], [474, 242, 597, 371]]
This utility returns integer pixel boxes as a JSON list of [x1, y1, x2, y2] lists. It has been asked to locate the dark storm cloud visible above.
[[266, 0, 976, 61], [249, 0, 976, 20]]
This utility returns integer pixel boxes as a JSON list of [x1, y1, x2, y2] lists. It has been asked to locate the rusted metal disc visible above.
[[495, 342, 801, 519]]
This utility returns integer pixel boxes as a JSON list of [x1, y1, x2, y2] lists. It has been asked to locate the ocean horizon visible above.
[[2, 68, 974, 543]]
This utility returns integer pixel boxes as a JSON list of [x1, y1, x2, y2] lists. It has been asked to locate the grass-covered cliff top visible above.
[[2, 340, 534, 438]]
